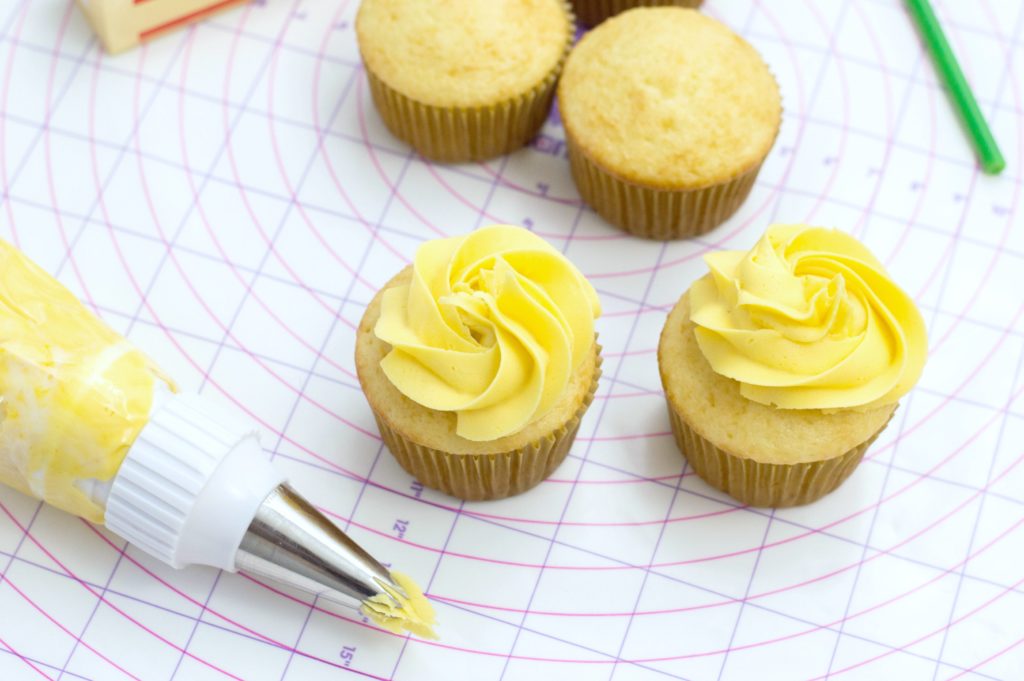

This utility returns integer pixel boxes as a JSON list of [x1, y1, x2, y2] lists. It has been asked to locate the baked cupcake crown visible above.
[[356, 0, 572, 109], [558, 7, 781, 189]]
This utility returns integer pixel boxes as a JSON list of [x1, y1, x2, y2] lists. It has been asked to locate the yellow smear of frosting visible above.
[[374, 225, 601, 441], [361, 571, 438, 639], [0, 238, 169, 523], [689, 224, 928, 410]]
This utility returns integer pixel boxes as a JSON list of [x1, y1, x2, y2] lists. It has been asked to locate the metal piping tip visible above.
[[372, 575, 411, 607], [234, 483, 399, 610]]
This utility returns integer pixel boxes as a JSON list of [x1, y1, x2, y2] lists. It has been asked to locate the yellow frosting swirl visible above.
[[374, 225, 601, 442], [689, 224, 927, 410]]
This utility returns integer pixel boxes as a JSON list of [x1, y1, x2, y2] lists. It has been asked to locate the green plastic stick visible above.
[[905, 0, 1005, 174]]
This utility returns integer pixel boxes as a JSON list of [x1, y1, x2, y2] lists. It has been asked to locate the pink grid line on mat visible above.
[[1, 0, 1023, 680]]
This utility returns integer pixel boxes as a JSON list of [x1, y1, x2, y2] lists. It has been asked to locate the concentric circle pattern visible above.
[[1, 1, 1023, 680]]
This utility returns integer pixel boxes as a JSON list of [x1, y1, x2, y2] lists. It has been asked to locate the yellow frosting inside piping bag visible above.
[[0, 238, 171, 523], [360, 571, 438, 639], [689, 225, 928, 410], [374, 225, 601, 441]]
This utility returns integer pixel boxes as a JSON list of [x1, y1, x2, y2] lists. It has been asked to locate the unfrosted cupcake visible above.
[[571, 0, 702, 28], [559, 8, 781, 239], [356, 226, 602, 500], [356, 0, 574, 162], [658, 225, 928, 507]]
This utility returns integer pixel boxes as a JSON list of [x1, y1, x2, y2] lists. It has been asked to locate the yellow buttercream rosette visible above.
[[374, 225, 601, 442], [689, 224, 928, 411]]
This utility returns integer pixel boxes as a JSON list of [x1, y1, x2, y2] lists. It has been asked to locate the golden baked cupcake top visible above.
[[689, 225, 928, 411], [356, 0, 572, 109], [559, 7, 781, 188], [373, 225, 601, 442]]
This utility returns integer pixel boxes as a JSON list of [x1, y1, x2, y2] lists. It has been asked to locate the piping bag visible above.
[[0, 239, 436, 639]]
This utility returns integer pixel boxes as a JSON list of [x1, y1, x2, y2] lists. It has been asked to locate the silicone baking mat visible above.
[[1, 0, 1023, 679]]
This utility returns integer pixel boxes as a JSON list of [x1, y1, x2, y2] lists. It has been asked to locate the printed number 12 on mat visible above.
[[76, 0, 250, 54]]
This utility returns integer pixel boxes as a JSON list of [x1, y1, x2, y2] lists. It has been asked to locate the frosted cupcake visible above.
[[571, 0, 702, 28], [559, 8, 781, 239], [658, 225, 928, 506], [356, 226, 602, 500], [356, 0, 574, 162]]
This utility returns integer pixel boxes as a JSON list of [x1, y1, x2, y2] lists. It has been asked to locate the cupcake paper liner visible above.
[[567, 130, 765, 239], [362, 2, 575, 163], [373, 347, 602, 501], [571, 0, 702, 27], [667, 403, 893, 507]]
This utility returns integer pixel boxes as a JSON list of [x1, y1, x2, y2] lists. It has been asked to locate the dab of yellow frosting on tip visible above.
[[689, 225, 928, 411], [361, 571, 438, 639], [0, 238, 170, 523], [374, 225, 601, 442]]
